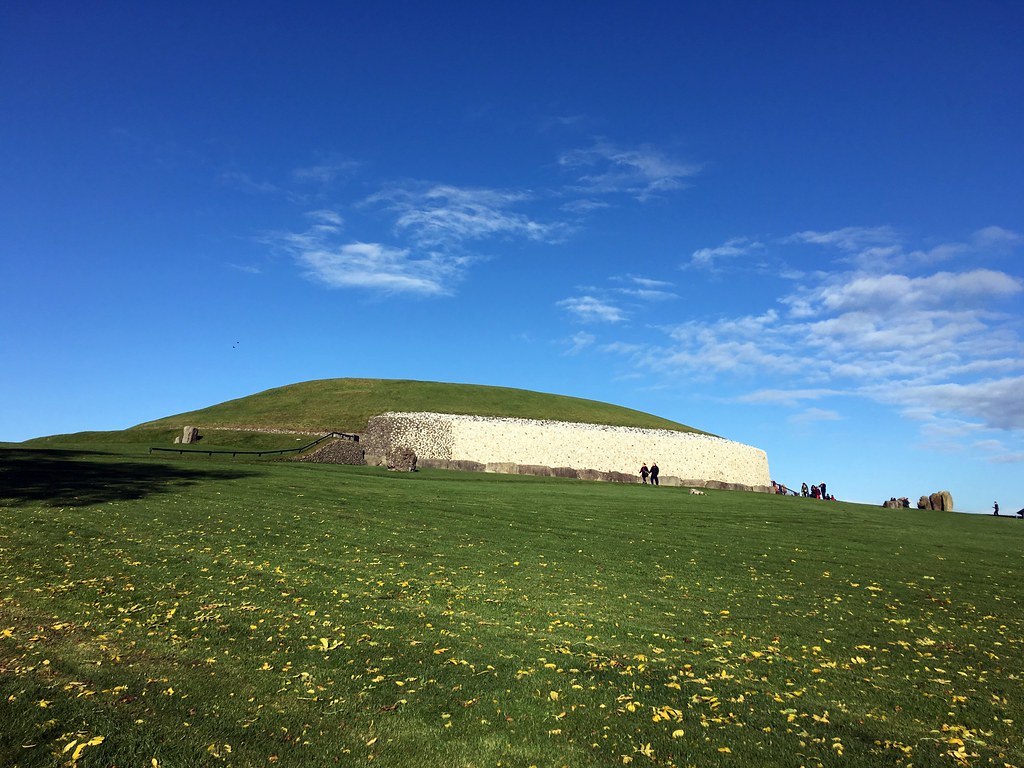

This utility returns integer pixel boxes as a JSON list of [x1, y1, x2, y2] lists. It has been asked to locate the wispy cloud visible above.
[[558, 295, 626, 323], [558, 276, 678, 327], [229, 263, 263, 275], [789, 407, 842, 425], [559, 140, 700, 201], [688, 237, 763, 270], [292, 158, 360, 185], [254, 139, 695, 296], [615, 275, 678, 301], [565, 331, 596, 355], [988, 452, 1024, 464], [973, 225, 1022, 248], [737, 388, 844, 406], [789, 269, 1023, 315], [366, 183, 566, 248], [560, 198, 610, 214], [791, 225, 1024, 271], [306, 209, 344, 227], [263, 213, 469, 296], [871, 376, 1024, 431], [297, 241, 462, 295], [593, 226, 1024, 438], [219, 171, 280, 195]]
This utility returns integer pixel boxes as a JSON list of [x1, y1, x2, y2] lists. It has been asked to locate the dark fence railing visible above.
[[149, 431, 358, 458]]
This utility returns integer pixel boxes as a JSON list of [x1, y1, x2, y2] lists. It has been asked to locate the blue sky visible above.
[[2, 2, 1022, 513]]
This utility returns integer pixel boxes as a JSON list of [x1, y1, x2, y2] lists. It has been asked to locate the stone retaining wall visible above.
[[362, 412, 771, 492], [291, 439, 365, 465]]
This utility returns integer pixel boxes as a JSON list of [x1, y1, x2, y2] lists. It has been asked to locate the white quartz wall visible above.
[[371, 412, 771, 489]]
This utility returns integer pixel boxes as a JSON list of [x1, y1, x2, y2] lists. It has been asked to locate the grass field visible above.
[[2, 443, 1023, 767]]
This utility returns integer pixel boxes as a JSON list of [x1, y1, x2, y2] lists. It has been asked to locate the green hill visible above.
[[135, 378, 704, 435]]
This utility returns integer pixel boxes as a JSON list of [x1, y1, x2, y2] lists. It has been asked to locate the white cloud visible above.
[[628, 276, 675, 290], [565, 332, 596, 355], [792, 225, 1024, 272], [265, 214, 469, 296], [875, 376, 1024, 431], [789, 407, 842, 424], [561, 198, 611, 214], [601, 341, 645, 355], [790, 226, 900, 252], [988, 452, 1024, 464], [688, 237, 763, 269], [973, 439, 1006, 452], [558, 295, 626, 323], [367, 183, 565, 248], [297, 241, 460, 295], [972, 225, 1022, 247], [306, 209, 344, 227], [803, 270, 1022, 315], [619, 287, 678, 301], [219, 171, 280, 195], [292, 159, 360, 185], [737, 388, 843, 406], [229, 263, 262, 274], [610, 275, 677, 301], [585, 225, 1024, 439], [559, 140, 700, 201]]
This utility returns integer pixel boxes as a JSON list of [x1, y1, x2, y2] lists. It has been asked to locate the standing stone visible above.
[[939, 490, 954, 512], [918, 495, 930, 509], [181, 426, 200, 444]]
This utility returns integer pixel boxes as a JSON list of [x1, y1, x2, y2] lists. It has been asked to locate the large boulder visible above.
[[551, 467, 580, 479], [917, 491, 954, 511], [181, 426, 200, 444], [386, 446, 417, 472], [516, 464, 554, 477]]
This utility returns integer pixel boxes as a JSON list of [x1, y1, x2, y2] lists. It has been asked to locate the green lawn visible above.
[[1, 444, 1022, 767]]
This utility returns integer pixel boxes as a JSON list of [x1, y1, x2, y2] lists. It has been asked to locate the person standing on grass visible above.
[[993, 501, 1000, 516], [640, 463, 649, 484], [650, 461, 660, 486]]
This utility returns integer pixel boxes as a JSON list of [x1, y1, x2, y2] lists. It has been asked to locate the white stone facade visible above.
[[364, 412, 771, 492]]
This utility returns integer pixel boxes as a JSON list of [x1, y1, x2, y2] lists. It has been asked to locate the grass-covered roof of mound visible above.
[[135, 378, 705, 435]]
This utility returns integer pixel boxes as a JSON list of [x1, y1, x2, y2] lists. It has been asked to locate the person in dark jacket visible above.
[[650, 462, 660, 486], [640, 463, 649, 484]]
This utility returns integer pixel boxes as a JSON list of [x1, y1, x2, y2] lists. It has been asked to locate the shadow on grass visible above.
[[0, 448, 257, 507]]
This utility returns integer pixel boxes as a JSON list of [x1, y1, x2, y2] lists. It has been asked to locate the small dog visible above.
[[689, 488, 706, 495]]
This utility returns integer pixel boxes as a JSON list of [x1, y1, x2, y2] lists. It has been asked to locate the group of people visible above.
[[639, 462, 660, 485], [771, 480, 795, 495], [770, 480, 833, 500], [800, 481, 834, 500]]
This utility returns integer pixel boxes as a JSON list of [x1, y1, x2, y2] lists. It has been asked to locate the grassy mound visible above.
[[135, 378, 703, 435]]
